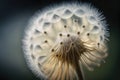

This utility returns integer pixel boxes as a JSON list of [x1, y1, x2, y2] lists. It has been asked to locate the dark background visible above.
[[0, 0, 119, 80]]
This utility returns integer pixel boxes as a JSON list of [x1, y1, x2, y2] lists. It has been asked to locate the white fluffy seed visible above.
[[23, 2, 109, 80]]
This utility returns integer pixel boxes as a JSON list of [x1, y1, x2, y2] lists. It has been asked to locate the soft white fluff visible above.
[[23, 2, 109, 79]]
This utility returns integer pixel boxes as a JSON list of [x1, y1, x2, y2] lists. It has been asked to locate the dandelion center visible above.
[[53, 34, 86, 64]]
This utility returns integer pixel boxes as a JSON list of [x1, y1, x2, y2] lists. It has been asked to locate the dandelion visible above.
[[23, 2, 109, 80]]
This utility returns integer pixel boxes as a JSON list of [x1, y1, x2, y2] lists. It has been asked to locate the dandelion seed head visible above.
[[23, 2, 109, 80]]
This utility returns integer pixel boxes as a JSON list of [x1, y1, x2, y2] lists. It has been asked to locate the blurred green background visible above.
[[0, 0, 119, 80]]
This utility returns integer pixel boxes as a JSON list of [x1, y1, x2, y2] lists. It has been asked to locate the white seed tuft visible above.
[[23, 2, 109, 80]]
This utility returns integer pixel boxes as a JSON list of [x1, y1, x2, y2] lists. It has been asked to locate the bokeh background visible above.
[[0, 0, 119, 80]]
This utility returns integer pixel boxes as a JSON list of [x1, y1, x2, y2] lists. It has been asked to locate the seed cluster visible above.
[[23, 3, 109, 80]]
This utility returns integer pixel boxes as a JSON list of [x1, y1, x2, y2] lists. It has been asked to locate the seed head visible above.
[[23, 2, 109, 80]]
